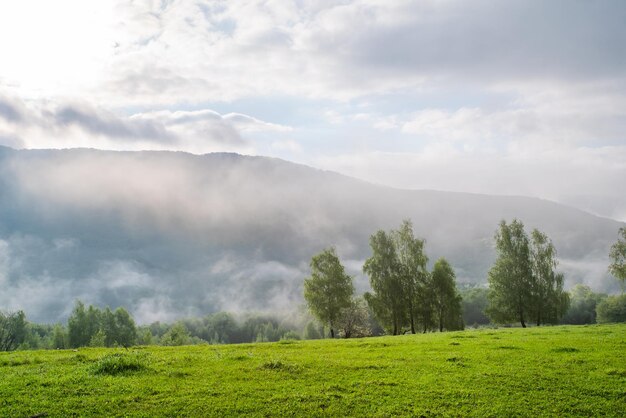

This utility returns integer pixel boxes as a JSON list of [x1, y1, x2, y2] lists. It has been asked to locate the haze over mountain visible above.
[[0, 146, 622, 323]]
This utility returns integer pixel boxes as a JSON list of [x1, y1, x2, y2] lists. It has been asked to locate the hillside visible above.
[[1, 325, 625, 417], [0, 146, 622, 322]]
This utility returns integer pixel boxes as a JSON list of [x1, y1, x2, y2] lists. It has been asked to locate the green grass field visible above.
[[1, 324, 625, 417]]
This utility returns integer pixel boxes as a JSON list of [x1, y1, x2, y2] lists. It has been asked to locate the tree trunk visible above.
[[520, 312, 526, 328], [536, 313, 541, 327], [330, 328, 334, 338], [439, 307, 444, 332]]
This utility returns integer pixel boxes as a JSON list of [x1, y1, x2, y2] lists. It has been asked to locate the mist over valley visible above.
[[0, 146, 621, 323]]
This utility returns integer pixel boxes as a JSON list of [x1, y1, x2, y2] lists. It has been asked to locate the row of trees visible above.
[[305, 220, 463, 337], [305, 220, 626, 336], [67, 301, 138, 348], [0, 306, 314, 351]]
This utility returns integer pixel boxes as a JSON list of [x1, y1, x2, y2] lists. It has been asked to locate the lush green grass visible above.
[[1, 324, 625, 417]]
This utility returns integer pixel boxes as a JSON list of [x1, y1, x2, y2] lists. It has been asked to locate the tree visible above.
[[561, 284, 607, 325], [431, 258, 464, 332], [487, 220, 534, 327], [337, 297, 371, 338], [393, 220, 429, 333], [52, 324, 68, 349], [364, 220, 436, 334], [609, 227, 626, 286], [161, 322, 191, 346], [363, 230, 405, 335], [596, 294, 626, 323], [114, 307, 137, 347], [529, 229, 569, 325], [0, 310, 27, 351], [304, 247, 354, 338], [68, 301, 91, 348], [101, 307, 117, 347], [487, 220, 568, 327]]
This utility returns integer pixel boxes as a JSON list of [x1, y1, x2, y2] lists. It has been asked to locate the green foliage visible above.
[[113, 307, 138, 347], [89, 329, 106, 347], [561, 284, 607, 325], [161, 322, 191, 346], [138, 328, 154, 345], [529, 229, 569, 324], [280, 331, 301, 341], [487, 220, 533, 326], [393, 220, 429, 334], [487, 220, 569, 327], [336, 297, 371, 338], [68, 301, 90, 348], [460, 287, 490, 326], [303, 321, 322, 340], [304, 247, 354, 338], [364, 220, 460, 335], [365, 222, 427, 335], [364, 229, 403, 334], [67, 302, 138, 348], [52, 324, 68, 349], [596, 294, 626, 323], [0, 325, 625, 417], [431, 258, 464, 331], [0, 310, 27, 351], [609, 226, 626, 284]]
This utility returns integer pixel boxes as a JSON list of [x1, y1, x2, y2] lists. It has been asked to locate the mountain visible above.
[[0, 146, 622, 323]]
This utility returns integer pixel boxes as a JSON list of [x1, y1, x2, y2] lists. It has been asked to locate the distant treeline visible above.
[[0, 302, 325, 351], [0, 285, 624, 352]]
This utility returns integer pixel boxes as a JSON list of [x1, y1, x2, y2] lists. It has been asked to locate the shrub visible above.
[[91, 352, 149, 376]]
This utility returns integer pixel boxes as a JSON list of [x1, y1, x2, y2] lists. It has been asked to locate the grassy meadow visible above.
[[1, 324, 625, 417]]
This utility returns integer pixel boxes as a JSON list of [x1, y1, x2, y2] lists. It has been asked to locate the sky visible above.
[[0, 0, 625, 221]]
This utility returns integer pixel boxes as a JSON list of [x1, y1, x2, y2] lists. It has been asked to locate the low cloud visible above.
[[0, 148, 621, 323], [0, 96, 24, 123], [316, 144, 626, 223], [56, 106, 174, 142], [0, 94, 291, 154]]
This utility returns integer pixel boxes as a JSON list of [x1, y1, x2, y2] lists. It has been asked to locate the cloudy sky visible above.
[[1, 0, 625, 221]]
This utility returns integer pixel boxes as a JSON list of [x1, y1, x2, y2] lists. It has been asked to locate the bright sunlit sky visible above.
[[0, 0, 625, 221]]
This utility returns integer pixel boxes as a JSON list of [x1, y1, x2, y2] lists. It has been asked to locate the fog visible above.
[[0, 146, 622, 322]]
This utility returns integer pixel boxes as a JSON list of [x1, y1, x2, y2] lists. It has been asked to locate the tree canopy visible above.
[[363, 220, 460, 334], [304, 247, 354, 338], [431, 258, 464, 332], [487, 219, 569, 327]]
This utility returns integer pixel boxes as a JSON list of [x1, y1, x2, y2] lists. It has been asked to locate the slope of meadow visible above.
[[1, 324, 625, 417]]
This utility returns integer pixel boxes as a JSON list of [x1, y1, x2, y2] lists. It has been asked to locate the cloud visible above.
[[57, 105, 174, 142], [223, 113, 292, 133], [0, 94, 292, 154], [20, 0, 612, 105], [0, 96, 23, 123]]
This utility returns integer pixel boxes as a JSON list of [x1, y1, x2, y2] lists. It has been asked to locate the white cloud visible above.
[[3, 1, 623, 105], [0, 96, 292, 154], [0, 1, 624, 224]]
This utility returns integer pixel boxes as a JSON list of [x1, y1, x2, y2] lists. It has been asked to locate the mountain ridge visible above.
[[0, 146, 622, 322]]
